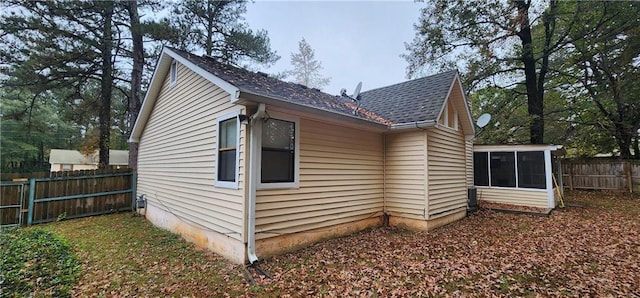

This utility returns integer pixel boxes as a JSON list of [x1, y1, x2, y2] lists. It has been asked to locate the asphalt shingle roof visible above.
[[170, 48, 457, 126], [358, 70, 458, 124], [170, 48, 391, 125]]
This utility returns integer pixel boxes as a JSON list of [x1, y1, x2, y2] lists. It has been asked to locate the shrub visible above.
[[0, 228, 80, 297]]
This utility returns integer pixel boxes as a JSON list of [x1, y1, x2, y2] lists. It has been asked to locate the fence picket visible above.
[[562, 159, 639, 193], [1, 168, 135, 227]]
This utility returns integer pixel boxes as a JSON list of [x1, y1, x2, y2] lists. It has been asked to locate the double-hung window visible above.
[[215, 112, 239, 188], [259, 115, 299, 189]]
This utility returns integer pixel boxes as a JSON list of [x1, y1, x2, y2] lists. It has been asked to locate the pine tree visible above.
[[287, 38, 330, 90]]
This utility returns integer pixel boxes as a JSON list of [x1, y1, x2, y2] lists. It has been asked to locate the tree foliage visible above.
[[559, 1, 640, 158], [405, 0, 575, 144], [407, 0, 640, 158], [0, 88, 81, 172], [155, 0, 279, 66], [286, 38, 331, 89], [1, 0, 276, 171], [0, 0, 130, 167]]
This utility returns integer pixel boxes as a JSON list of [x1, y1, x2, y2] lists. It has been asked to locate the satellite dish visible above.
[[351, 82, 362, 99], [476, 113, 491, 128]]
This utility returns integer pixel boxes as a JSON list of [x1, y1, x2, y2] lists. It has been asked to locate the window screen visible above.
[[490, 152, 516, 187], [261, 119, 295, 183], [217, 118, 237, 182], [473, 152, 489, 186], [517, 151, 546, 189]]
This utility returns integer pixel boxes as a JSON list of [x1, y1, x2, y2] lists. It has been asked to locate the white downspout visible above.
[[247, 103, 265, 264]]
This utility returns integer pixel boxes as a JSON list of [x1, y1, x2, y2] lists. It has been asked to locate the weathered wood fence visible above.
[[562, 159, 640, 192], [0, 168, 135, 228]]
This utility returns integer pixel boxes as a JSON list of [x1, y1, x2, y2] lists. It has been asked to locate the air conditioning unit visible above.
[[468, 187, 478, 212]]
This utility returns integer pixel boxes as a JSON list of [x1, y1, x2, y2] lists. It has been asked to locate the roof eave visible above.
[[236, 91, 389, 132], [388, 120, 436, 131]]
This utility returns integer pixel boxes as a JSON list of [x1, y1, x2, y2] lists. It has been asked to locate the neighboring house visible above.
[[473, 144, 563, 211], [129, 47, 476, 264], [49, 149, 129, 172]]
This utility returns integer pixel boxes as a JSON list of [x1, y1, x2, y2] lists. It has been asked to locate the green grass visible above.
[[39, 213, 248, 297], [0, 228, 80, 297]]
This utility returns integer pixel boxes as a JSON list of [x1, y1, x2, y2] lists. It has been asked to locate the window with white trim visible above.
[[259, 115, 300, 189], [169, 60, 177, 84], [215, 112, 239, 188]]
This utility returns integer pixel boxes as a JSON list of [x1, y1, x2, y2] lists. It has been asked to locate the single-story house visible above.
[[49, 149, 129, 172], [129, 47, 476, 264], [473, 144, 564, 211]]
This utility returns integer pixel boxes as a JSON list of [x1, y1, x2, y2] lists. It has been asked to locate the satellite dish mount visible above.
[[340, 82, 362, 115]]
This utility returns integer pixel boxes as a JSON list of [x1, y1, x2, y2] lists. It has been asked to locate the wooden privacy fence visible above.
[[0, 168, 136, 228], [562, 159, 640, 192]]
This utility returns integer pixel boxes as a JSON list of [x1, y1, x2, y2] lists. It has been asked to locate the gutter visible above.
[[389, 120, 436, 131], [247, 103, 266, 264], [234, 91, 389, 132]]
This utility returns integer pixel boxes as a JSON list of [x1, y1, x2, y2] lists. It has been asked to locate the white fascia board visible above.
[[164, 48, 239, 98], [434, 73, 475, 137], [454, 74, 476, 136], [473, 144, 561, 152], [128, 48, 170, 143]]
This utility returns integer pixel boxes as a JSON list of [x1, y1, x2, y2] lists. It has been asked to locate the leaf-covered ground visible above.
[[42, 190, 639, 297]]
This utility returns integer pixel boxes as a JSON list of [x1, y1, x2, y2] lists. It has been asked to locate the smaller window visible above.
[[258, 114, 300, 189], [261, 119, 295, 183], [215, 112, 240, 188], [61, 164, 72, 171], [169, 60, 177, 84]]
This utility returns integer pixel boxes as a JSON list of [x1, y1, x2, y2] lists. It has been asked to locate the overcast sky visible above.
[[244, 1, 426, 95]]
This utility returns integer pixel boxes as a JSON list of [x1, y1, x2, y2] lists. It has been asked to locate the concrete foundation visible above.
[[256, 217, 384, 258], [389, 209, 467, 231], [144, 203, 246, 264]]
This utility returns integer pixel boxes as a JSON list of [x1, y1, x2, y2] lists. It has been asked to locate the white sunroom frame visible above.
[[473, 144, 564, 209]]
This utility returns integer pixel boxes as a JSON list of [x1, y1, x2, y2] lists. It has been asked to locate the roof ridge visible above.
[[360, 69, 458, 95]]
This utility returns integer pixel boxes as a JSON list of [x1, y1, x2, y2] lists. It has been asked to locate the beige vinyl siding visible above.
[[427, 126, 468, 217], [137, 63, 246, 240], [384, 131, 427, 219], [255, 116, 384, 239], [477, 188, 549, 208], [465, 140, 473, 187]]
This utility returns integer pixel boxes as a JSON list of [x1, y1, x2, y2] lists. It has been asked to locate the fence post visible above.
[[131, 171, 137, 210], [27, 178, 36, 226]]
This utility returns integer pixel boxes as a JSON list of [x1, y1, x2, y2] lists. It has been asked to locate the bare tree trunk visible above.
[[515, 0, 544, 144], [127, 0, 143, 170], [98, 2, 114, 168]]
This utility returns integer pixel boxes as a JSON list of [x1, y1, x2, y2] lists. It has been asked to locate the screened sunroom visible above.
[[472, 144, 564, 210]]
